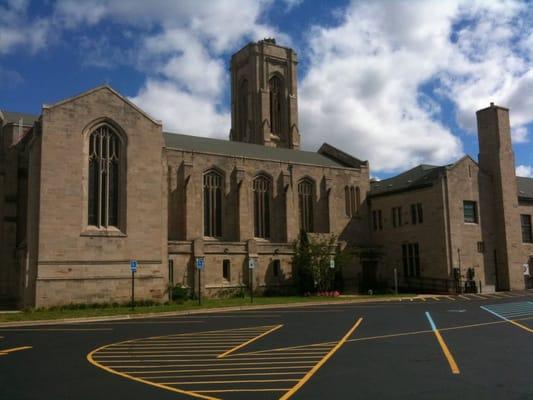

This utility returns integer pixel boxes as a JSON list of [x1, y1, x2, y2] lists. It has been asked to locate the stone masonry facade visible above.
[[0, 40, 531, 308]]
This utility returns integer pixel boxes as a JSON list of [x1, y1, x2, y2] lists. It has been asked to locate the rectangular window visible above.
[[372, 210, 383, 231], [223, 259, 230, 281], [417, 203, 423, 223], [463, 201, 478, 223], [521, 214, 533, 243], [392, 207, 402, 227], [411, 203, 423, 225], [273, 260, 281, 277], [402, 243, 420, 277], [477, 241, 484, 253]]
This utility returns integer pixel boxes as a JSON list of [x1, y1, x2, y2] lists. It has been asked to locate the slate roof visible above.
[[517, 177, 533, 200], [163, 132, 346, 168], [369, 164, 445, 197], [1, 111, 39, 126]]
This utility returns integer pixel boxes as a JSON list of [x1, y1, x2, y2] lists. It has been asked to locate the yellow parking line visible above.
[[0, 346, 32, 355], [457, 295, 471, 301], [425, 312, 460, 374], [196, 388, 290, 393], [279, 318, 363, 400], [433, 297, 441, 301], [0, 328, 113, 332], [102, 360, 317, 367], [125, 365, 315, 373], [138, 371, 306, 379], [162, 378, 299, 385], [96, 355, 324, 361], [469, 294, 484, 299], [218, 324, 282, 358], [88, 347, 220, 400]]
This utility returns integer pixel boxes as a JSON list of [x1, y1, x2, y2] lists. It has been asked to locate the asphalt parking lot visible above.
[[0, 290, 532, 400]]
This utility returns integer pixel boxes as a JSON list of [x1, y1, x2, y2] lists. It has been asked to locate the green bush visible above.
[[171, 284, 190, 303]]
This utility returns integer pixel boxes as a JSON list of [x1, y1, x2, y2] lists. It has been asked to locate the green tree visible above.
[[293, 231, 337, 294]]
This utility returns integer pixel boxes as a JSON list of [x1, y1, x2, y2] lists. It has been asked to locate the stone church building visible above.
[[0, 39, 531, 308]]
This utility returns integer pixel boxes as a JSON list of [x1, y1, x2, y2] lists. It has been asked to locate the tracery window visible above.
[[344, 185, 360, 217], [239, 79, 248, 139], [253, 175, 271, 238], [88, 125, 120, 228], [203, 170, 223, 237], [269, 75, 283, 136], [298, 179, 314, 232]]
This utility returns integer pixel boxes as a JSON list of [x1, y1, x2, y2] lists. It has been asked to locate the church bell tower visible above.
[[229, 38, 300, 149]]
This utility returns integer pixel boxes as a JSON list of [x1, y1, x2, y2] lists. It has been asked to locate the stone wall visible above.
[[32, 87, 168, 307]]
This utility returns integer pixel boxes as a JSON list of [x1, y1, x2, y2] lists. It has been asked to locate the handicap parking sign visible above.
[[196, 258, 205, 270], [130, 260, 138, 273]]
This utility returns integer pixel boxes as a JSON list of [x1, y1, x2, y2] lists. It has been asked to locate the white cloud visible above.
[[54, 0, 287, 141], [283, 0, 303, 12], [299, 0, 464, 172], [0, 0, 52, 55], [512, 125, 529, 143], [298, 0, 533, 173], [516, 165, 533, 178], [129, 80, 230, 138]]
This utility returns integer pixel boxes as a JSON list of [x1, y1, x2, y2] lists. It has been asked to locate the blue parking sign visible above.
[[196, 258, 205, 270], [130, 260, 138, 272]]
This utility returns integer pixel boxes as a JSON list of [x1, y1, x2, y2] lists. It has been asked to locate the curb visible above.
[[0, 295, 434, 328]]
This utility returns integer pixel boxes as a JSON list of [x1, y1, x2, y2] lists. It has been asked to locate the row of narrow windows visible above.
[[372, 203, 423, 231], [203, 170, 315, 238]]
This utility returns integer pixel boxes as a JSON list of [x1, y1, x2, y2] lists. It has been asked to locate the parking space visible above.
[[0, 290, 532, 399]]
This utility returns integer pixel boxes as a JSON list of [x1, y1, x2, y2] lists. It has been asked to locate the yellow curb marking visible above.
[[279, 318, 363, 400]]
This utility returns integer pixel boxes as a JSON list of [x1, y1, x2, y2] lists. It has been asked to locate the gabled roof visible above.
[[1, 111, 39, 126], [369, 164, 445, 197], [318, 143, 368, 168], [163, 132, 348, 168], [43, 85, 162, 126]]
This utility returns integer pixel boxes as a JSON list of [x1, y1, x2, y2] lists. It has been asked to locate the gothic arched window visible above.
[[203, 170, 223, 237], [269, 75, 283, 136], [253, 175, 271, 238], [88, 125, 121, 228], [344, 185, 361, 218], [239, 79, 248, 139], [298, 179, 314, 232]]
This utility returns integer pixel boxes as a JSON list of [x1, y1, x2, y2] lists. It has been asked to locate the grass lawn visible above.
[[0, 294, 411, 323]]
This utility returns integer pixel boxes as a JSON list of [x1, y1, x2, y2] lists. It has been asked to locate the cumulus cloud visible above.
[[0, 0, 52, 55], [54, 0, 287, 138], [299, 0, 533, 172], [129, 80, 230, 138], [516, 165, 533, 178], [299, 0, 464, 172]]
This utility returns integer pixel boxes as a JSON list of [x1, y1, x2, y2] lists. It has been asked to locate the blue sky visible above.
[[1, 0, 533, 179]]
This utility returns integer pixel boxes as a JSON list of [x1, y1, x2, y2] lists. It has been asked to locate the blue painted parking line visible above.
[[480, 301, 533, 333]]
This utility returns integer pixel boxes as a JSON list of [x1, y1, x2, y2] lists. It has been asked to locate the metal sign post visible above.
[[329, 257, 335, 291], [130, 260, 138, 310], [196, 258, 205, 306], [394, 268, 398, 294], [248, 258, 256, 303]]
